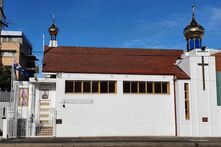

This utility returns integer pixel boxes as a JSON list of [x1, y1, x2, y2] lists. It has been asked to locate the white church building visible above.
[[3, 4, 221, 138]]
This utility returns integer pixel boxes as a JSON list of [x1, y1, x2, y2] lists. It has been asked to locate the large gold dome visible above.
[[183, 17, 205, 40]]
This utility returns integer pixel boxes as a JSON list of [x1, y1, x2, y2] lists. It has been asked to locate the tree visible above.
[[0, 66, 11, 91]]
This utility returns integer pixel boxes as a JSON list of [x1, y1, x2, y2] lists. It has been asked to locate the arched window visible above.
[[189, 39, 194, 50], [195, 38, 200, 48]]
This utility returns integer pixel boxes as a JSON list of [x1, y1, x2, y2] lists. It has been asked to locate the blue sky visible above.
[[4, 0, 221, 69]]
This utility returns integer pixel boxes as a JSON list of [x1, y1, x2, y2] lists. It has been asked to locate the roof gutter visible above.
[[173, 75, 178, 136]]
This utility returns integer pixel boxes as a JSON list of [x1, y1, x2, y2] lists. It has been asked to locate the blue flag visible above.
[[14, 63, 29, 77]]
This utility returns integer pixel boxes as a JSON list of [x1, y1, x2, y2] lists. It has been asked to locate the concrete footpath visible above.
[[1, 136, 221, 147]]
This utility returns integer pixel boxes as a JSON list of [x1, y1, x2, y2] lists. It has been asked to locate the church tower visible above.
[[183, 3, 205, 51], [48, 14, 59, 47], [176, 2, 221, 137]]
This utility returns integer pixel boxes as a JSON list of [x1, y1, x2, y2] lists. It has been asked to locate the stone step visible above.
[[37, 126, 53, 136], [39, 128, 53, 132], [39, 114, 49, 117], [39, 117, 49, 121], [39, 128, 53, 131], [40, 120, 49, 124], [40, 108, 49, 111], [40, 102, 50, 105], [37, 133, 53, 136]]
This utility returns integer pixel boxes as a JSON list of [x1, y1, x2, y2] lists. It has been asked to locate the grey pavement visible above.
[[1, 136, 221, 147]]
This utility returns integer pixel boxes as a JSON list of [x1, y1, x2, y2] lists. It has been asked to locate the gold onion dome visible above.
[[183, 3, 205, 40], [184, 17, 205, 40], [49, 23, 58, 36]]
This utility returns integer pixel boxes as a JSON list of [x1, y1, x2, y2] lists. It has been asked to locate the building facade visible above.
[[3, 4, 221, 138], [0, 31, 37, 137], [0, 31, 37, 80]]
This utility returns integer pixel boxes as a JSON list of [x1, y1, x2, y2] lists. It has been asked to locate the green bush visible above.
[[0, 66, 11, 91]]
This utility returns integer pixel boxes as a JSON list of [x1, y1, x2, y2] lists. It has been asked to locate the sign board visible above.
[[61, 99, 94, 104], [56, 119, 62, 124], [202, 117, 208, 122], [39, 84, 51, 90]]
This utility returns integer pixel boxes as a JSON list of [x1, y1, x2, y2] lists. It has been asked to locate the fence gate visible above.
[[17, 118, 26, 138], [36, 107, 56, 137]]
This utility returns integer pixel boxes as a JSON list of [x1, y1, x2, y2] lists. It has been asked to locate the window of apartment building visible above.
[[184, 83, 190, 120], [65, 80, 117, 94], [0, 51, 14, 57], [2, 37, 13, 42], [123, 81, 170, 94]]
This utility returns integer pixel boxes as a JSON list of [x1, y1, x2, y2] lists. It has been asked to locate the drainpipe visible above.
[[173, 75, 178, 136]]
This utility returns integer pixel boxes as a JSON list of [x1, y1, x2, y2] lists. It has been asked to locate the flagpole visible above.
[[9, 53, 16, 138], [10, 54, 15, 108], [43, 34, 45, 53]]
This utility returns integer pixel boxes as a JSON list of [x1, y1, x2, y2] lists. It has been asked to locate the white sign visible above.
[[61, 99, 94, 104]]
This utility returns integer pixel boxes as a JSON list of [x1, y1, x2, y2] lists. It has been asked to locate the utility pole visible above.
[[0, 0, 13, 139], [0, 0, 8, 46], [0, 0, 4, 36], [0, 0, 8, 27]]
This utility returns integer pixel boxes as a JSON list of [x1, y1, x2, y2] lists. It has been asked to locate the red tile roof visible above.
[[43, 46, 190, 79], [215, 53, 221, 72]]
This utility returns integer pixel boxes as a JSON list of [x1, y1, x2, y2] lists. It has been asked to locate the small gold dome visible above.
[[49, 23, 58, 36], [183, 17, 205, 40]]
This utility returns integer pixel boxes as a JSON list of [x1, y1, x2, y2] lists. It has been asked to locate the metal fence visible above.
[[0, 91, 10, 102]]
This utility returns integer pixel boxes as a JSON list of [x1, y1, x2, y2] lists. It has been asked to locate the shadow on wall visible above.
[[0, 51, 2, 66]]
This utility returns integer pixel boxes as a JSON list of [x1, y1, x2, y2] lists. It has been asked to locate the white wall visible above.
[[208, 56, 221, 136], [31, 81, 56, 123], [55, 73, 176, 137], [177, 49, 221, 137], [17, 79, 56, 137], [0, 102, 9, 135], [175, 80, 192, 136]]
